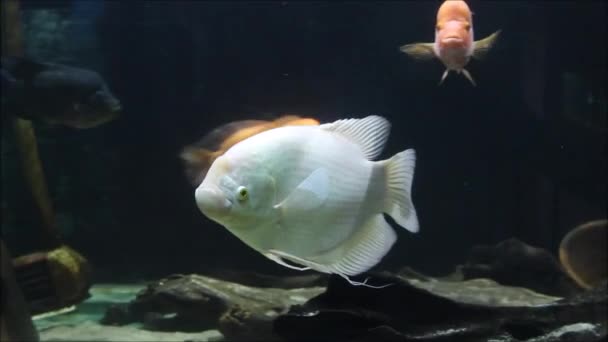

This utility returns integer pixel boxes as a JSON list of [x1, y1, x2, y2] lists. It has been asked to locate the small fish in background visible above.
[[399, 0, 501, 86], [180, 115, 319, 187], [1, 56, 122, 129], [194, 115, 419, 286]]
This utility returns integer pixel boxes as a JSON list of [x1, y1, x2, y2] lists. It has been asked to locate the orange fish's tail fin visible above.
[[180, 147, 219, 186], [471, 29, 501, 60], [438, 69, 477, 86], [438, 69, 450, 86], [461, 69, 477, 86]]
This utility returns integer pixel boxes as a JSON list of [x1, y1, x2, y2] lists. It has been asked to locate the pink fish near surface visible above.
[[400, 0, 501, 86]]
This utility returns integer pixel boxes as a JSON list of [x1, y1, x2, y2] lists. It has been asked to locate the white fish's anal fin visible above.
[[311, 214, 397, 276], [320, 116, 390, 160], [399, 42, 437, 60], [264, 252, 311, 271], [268, 215, 397, 289], [274, 168, 329, 216], [461, 69, 477, 86], [439, 69, 450, 86], [471, 30, 501, 60], [383, 149, 419, 233]]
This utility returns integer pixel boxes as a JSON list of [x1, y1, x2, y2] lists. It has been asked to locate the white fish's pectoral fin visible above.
[[383, 149, 419, 233], [274, 168, 329, 215], [320, 115, 390, 160], [439, 69, 450, 86], [399, 42, 437, 60], [264, 251, 311, 271], [471, 30, 501, 60], [267, 249, 323, 271], [337, 274, 394, 289], [461, 69, 477, 86]]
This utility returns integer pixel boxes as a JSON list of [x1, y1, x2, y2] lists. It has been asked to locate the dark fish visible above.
[[1, 56, 121, 129], [180, 115, 320, 186]]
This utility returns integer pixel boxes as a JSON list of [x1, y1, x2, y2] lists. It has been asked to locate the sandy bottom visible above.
[[34, 284, 223, 342]]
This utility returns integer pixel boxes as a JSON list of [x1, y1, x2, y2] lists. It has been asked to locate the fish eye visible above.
[[236, 186, 249, 202]]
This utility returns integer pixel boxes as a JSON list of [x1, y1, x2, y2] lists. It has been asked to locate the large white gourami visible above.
[[195, 115, 419, 285]]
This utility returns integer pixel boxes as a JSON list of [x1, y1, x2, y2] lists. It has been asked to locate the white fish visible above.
[[194, 115, 419, 286]]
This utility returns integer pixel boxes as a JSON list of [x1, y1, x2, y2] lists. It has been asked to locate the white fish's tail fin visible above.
[[383, 149, 419, 233]]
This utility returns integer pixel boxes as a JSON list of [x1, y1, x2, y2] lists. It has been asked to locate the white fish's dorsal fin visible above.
[[320, 115, 391, 160], [274, 168, 329, 214]]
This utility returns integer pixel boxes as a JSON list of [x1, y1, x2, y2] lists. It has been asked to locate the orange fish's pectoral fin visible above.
[[461, 69, 477, 86], [179, 147, 219, 186], [472, 29, 501, 60], [399, 42, 436, 60]]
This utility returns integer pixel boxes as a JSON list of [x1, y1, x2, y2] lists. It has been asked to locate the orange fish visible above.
[[400, 0, 501, 86], [180, 115, 319, 186]]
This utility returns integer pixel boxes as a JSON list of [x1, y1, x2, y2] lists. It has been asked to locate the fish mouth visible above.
[[442, 37, 464, 43], [195, 186, 232, 218], [105, 98, 122, 113], [109, 102, 122, 113]]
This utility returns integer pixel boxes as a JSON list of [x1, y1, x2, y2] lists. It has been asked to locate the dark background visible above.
[[2, 1, 606, 281]]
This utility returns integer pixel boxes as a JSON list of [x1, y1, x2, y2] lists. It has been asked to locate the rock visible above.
[[204, 270, 327, 289], [458, 238, 583, 297], [104, 273, 325, 341], [39, 320, 223, 342], [274, 269, 607, 342]]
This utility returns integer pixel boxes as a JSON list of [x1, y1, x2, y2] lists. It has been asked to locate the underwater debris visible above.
[[13, 245, 93, 316], [275, 261, 606, 342], [399, 0, 501, 86], [458, 238, 583, 297], [559, 219, 607, 290], [1, 240, 40, 342], [88, 239, 607, 342], [101, 273, 325, 341]]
